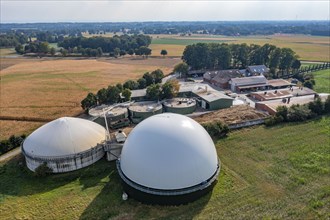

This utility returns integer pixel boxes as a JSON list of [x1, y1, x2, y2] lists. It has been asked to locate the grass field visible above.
[[313, 69, 330, 94], [0, 116, 329, 219], [150, 34, 330, 61], [0, 57, 178, 140]]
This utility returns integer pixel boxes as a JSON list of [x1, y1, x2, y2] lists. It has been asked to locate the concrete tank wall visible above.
[[163, 103, 196, 115]]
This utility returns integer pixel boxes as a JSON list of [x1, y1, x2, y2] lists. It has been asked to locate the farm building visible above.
[[267, 79, 292, 89], [203, 69, 241, 89], [229, 75, 268, 92], [130, 89, 147, 101], [246, 65, 270, 76], [21, 117, 106, 173], [193, 89, 233, 110], [250, 87, 317, 101], [163, 98, 196, 114], [128, 101, 163, 123], [255, 94, 327, 115], [179, 82, 233, 110], [117, 113, 220, 205]]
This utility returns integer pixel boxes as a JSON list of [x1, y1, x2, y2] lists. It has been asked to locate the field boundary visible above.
[[228, 118, 266, 130], [0, 116, 53, 122]]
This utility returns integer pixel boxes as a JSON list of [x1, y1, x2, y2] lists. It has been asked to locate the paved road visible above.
[[0, 147, 21, 163]]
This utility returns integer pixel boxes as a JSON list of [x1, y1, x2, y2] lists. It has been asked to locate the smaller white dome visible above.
[[23, 117, 106, 157]]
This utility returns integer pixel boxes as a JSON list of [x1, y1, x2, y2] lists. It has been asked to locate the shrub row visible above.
[[0, 135, 26, 156], [202, 121, 229, 138], [265, 96, 330, 126]]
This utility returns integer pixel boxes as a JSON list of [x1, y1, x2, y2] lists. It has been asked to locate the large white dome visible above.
[[23, 117, 106, 157], [120, 113, 218, 190]]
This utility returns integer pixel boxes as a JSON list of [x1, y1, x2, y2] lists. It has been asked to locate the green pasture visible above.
[[1, 116, 329, 219]]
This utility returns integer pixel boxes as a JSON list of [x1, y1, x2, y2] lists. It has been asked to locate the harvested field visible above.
[[0, 48, 16, 57], [99, 56, 180, 68], [0, 58, 174, 139], [0, 120, 44, 140], [194, 105, 268, 125], [0, 58, 37, 71]]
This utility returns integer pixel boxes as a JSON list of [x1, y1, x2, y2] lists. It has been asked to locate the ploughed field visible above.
[[0, 116, 329, 219], [0, 57, 178, 139]]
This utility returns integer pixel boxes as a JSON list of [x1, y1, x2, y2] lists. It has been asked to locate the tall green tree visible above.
[[160, 49, 168, 57], [151, 69, 164, 84], [122, 89, 132, 101], [81, 93, 97, 110], [106, 85, 121, 103], [161, 80, 180, 99], [97, 88, 108, 104], [173, 62, 189, 78], [146, 84, 161, 100]]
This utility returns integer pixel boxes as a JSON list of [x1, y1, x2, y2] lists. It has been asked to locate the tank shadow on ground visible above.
[[0, 155, 112, 197], [79, 175, 213, 220]]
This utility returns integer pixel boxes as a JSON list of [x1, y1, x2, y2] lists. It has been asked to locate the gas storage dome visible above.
[[117, 113, 220, 205], [22, 117, 106, 173]]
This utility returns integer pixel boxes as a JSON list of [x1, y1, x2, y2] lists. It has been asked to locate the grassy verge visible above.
[[312, 69, 330, 93], [0, 116, 329, 219]]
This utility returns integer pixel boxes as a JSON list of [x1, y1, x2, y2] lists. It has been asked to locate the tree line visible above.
[[182, 43, 300, 73], [81, 69, 180, 110], [0, 33, 28, 47], [2, 21, 329, 37], [58, 35, 151, 54]]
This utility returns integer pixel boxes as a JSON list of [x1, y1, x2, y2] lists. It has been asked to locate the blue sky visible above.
[[1, 0, 329, 23]]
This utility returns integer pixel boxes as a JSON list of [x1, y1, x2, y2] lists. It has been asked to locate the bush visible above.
[[276, 106, 288, 121], [0, 135, 25, 156], [202, 121, 229, 138], [324, 95, 330, 114], [308, 97, 323, 115], [265, 115, 284, 126], [287, 104, 313, 122], [34, 162, 53, 177]]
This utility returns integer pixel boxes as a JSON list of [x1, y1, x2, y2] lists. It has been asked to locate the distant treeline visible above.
[[58, 35, 151, 54], [182, 43, 301, 72], [1, 21, 329, 37], [0, 33, 28, 47]]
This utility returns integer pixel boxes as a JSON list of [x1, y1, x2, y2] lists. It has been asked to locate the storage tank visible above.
[[89, 104, 128, 127], [163, 98, 196, 115], [128, 101, 163, 124], [22, 117, 106, 173], [117, 113, 220, 205]]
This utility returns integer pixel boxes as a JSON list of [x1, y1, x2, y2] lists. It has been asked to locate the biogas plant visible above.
[[21, 113, 220, 205]]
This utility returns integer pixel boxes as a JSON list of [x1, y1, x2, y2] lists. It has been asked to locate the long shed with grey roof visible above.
[[229, 75, 268, 92]]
